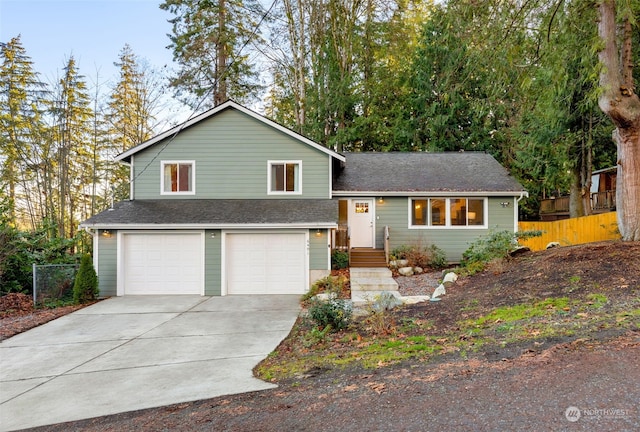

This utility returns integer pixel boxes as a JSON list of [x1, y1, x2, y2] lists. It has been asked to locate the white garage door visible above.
[[226, 233, 307, 295], [122, 233, 203, 295]]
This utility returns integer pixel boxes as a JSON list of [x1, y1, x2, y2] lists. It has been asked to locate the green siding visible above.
[[374, 197, 517, 262], [309, 229, 330, 270], [97, 230, 117, 297], [205, 230, 222, 296], [132, 109, 331, 199]]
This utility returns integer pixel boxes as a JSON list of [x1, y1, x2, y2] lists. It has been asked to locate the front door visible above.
[[349, 199, 374, 248]]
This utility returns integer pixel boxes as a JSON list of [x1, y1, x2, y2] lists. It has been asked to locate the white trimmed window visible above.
[[410, 198, 486, 228], [161, 161, 195, 194], [268, 161, 301, 194]]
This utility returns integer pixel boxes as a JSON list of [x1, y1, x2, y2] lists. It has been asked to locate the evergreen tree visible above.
[[513, 1, 615, 218], [160, 0, 264, 109], [73, 253, 98, 304], [106, 45, 156, 202], [46, 56, 93, 238], [0, 35, 47, 224]]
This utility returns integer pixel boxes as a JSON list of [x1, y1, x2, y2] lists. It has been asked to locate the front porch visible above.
[[331, 225, 390, 268]]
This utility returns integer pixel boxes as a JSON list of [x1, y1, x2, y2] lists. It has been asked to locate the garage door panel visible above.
[[123, 233, 203, 295], [226, 233, 306, 295]]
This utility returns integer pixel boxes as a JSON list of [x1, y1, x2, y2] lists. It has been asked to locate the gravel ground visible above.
[[395, 270, 445, 296]]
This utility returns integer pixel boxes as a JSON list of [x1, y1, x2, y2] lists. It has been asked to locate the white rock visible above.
[[443, 272, 458, 283], [401, 295, 430, 304], [413, 267, 424, 274], [398, 267, 414, 276], [546, 241, 560, 249], [442, 272, 458, 287], [390, 259, 409, 268], [315, 292, 337, 301], [431, 283, 446, 299]]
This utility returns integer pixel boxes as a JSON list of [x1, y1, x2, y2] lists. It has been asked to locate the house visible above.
[[81, 101, 527, 297], [539, 167, 617, 221]]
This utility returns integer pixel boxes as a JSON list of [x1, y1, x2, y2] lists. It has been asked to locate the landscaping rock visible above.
[[389, 259, 409, 268], [398, 267, 414, 276], [315, 292, 337, 301], [372, 291, 403, 311], [510, 246, 531, 256], [431, 283, 446, 299], [413, 267, 424, 274], [442, 272, 458, 287], [546, 241, 561, 249]]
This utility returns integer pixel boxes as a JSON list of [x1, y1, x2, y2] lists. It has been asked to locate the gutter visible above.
[[331, 191, 530, 197], [78, 222, 340, 230]]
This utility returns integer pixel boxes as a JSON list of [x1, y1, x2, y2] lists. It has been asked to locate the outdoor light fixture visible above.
[[102, 230, 111, 237], [315, 229, 322, 237], [378, 197, 384, 204], [500, 202, 511, 208], [210, 232, 216, 239]]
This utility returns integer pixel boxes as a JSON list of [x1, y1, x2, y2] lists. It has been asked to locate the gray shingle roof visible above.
[[332, 152, 526, 194], [81, 199, 338, 228]]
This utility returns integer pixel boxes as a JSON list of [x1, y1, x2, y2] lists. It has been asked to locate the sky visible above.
[[1, 0, 175, 89]]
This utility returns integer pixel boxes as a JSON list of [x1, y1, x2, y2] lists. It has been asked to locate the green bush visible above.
[[73, 254, 99, 304], [391, 243, 448, 269], [331, 250, 349, 269], [308, 297, 352, 331], [460, 230, 541, 275], [0, 198, 85, 295]]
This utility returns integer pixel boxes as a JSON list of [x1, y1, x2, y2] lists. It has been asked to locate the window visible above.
[[410, 198, 486, 228], [355, 202, 369, 213], [268, 161, 301, 194], [161, 161, 194, 194]]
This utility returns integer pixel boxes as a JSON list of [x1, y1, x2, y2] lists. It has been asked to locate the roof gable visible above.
[[115, 100, 345, 163], [333, 152, 526, 195]]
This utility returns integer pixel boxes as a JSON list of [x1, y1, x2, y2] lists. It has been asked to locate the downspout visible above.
[[84, 227, 99, 276], [515, 192, 528, 232]]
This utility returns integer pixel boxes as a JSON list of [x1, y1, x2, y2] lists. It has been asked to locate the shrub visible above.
[[331, 250, 349, 269], [0, 199, 83, 295], [391, 243, 447, 270], [73, 254, 99, 304], [308, 297, 352, 331], [460, 230, 541, 275], [302, 275, 347, 302]]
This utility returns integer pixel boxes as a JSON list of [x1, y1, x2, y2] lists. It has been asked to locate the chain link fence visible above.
[[32, 264, 79, 306]]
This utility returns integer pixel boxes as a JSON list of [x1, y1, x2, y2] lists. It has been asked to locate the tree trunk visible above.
[[215, 0, 228, 106], [597, 0, 640, 241]]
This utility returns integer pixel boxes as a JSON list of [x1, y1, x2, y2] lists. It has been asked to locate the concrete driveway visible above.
[[0, 295, 300, 431]]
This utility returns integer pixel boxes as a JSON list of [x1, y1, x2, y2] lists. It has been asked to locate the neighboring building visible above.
[[81, 101, 527, 297], [539, 167, 617, 221]]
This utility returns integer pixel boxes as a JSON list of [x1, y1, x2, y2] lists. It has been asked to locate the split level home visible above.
[[80, 100, 528, 297]]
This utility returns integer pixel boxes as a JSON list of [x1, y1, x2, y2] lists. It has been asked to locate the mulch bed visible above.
[[0, 293, 89, 341]]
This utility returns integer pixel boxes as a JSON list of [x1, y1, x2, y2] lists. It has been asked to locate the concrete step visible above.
[[350, 277, 399, 292], [350, 267, 392, 278]]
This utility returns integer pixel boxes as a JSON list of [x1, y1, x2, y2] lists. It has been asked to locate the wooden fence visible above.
[[518, 212, 620, 251]]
